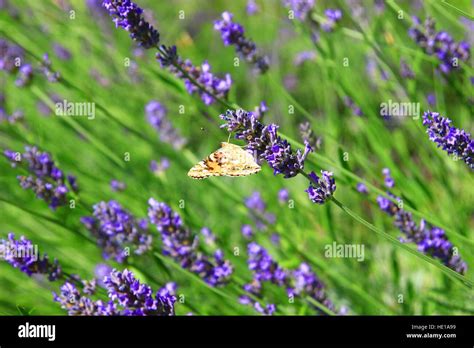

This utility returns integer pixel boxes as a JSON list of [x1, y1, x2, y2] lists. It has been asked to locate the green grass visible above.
[[0, 0, 472, 315]]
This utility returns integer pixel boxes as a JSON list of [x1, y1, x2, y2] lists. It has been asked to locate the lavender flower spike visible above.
[[54, 268, 176, 315], [0, 233, 62, 281], [214, 12, 269, 74], [102, 0, 160, 48], [81, 200, 152, 263], [422, 111, 473, 169], [376, 170, 467, 274], [409, 16, 470, 74], [157, 46, 232, 105], [220, 109, 312, 178], [247, 242, 288, 286], [291, 262, 338, 313], [104, 269, 175, 315], [284, 0, 315, 21], [146, 101, 186, 149], [306, 170, 336, 204], [148, 199, 233, 286], [3, 146, 79, 209]]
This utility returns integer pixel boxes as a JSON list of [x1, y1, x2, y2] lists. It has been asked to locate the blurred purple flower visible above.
[[3, 146, 78, 209], [0, 38, 24, 72], [283, 0, 315, 21], [214, 12, 269, 73], [356, 182, 368, 195], [157, 45, 232, 105], [299, 121, 322, 151], [246, 0, 259, 15], [148, 199, 233, 286], [376, 171, 467, 274], [81, 200, 152, 263], [110, 179, 126, 192], [150, 157, 170, 174], [409, 16, 470, 74], [278, 188, 289, 203], [53, 43, 72, 60], [241, 224, 254, 239], [321, 9, 342, 32], [0, 233, 62, 281], [145, 101, 186, 149], [294, 51, 316, 65]]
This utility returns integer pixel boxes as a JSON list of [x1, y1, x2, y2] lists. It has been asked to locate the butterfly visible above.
[[188, 142, 261, 179]]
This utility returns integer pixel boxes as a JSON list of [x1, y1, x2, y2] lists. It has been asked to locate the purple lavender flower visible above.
[[95, 263, 112, 287], [200, 227, 216, 245], [299, 121, 322, 151], [356, 182, 368, 195], [400, 59, 415, 79], [157, 46, 232, 105], [54, 269, 176, 316], [53, 43, 72, 60], [104, 269, 175, 315], [321, 9, 342, 32], [270, 233, 281, 246], [0, 233, 61, 281], [214, 12, 269, 74], [3, 146, 79, 209], [382, 168, 395, 188], [150, 157, 170, 174], [294, 51, 316, 66], [422, 111, 473, 169], [344, 96, 364, 116], [253, 101, 268, 120], [241, 224, 254, 239], [0, 39, 24, 72], [239, 293, 276, 315], [220, 109, 312, 178], [81, 201, 152, 263], [244, 243, 340, 314], [102, 0, 160, 48], [246, 0, 259, 15], [306, 170, 336, 204], [148, 199, 233, 286], [15, 64, 33, 87], [291, 262, 338, 313], [283, 0, 315, 21], [253, 301, 276, 315], [426, 93, 436, 106], [110, 179, 126, 192], [376, 171, 467, 274], [247, 242, 288, 286], [145, 101, 186, 149], [39, 53, 60, 82], [0, 97, 24, 124], [409, 16, 470, 74], [245, 191, 275, 230], [278, 188, 289, 203], [54, 282, 112, 315]]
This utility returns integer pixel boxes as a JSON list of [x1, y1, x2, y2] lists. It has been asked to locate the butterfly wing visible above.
[[187, 142, 260, 179], [218, 143, 261, 177]]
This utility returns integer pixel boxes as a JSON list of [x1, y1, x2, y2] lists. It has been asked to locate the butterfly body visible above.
[[188, 142, 261, 179]]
